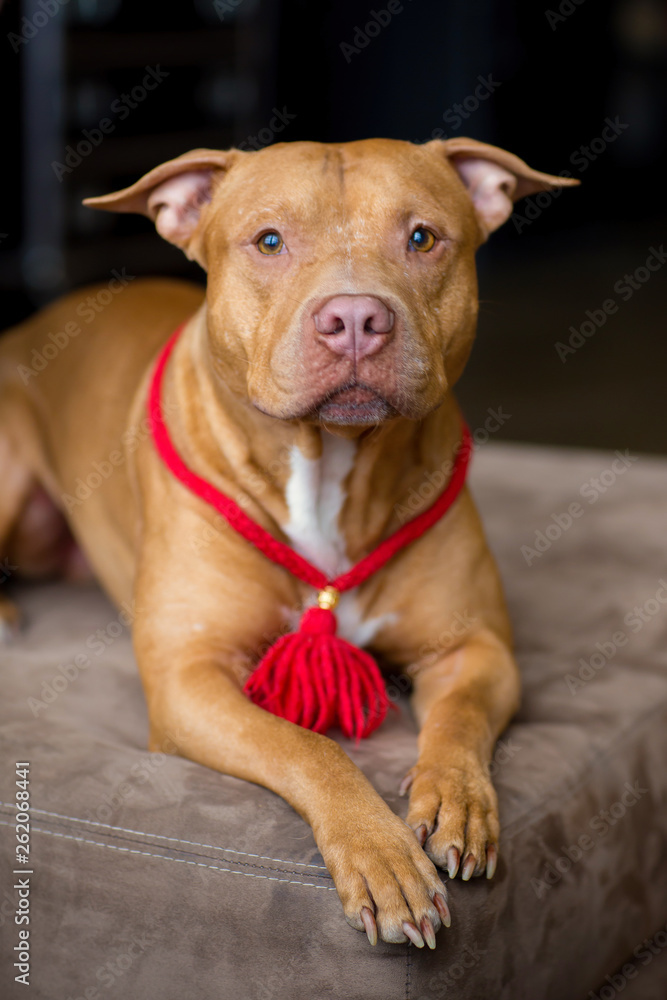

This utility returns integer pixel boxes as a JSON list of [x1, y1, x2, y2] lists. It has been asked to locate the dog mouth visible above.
[[252, 383, 400, 425], [313, 382, 398, 425]]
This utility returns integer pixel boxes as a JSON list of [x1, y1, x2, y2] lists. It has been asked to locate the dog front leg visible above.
[[137, 637, 450, 948], [403, 628, 521, 881]]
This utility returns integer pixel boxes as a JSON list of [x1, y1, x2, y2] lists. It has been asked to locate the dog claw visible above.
[[446, 847, 460, 879], [486, 845, 498, 880], [361, 906, 377, 946], [398, 772, 414, 797], [461, 854, 476, 881], [433, 892, 451, 928], [420, 917, 437, 950], [415, 823, 428, 846], [402, 921, 425, 948]]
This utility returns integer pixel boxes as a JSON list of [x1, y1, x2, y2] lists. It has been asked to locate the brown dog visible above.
[[0, 138, 577, 948]]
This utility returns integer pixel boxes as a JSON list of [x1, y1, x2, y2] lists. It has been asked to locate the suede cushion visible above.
[[1, 442, 666, 1000]]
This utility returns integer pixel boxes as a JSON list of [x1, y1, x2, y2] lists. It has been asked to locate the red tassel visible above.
[[244, 604, 390, 741]]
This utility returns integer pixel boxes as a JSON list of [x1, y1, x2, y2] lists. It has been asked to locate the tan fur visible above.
[[0, 138, 577, 947]]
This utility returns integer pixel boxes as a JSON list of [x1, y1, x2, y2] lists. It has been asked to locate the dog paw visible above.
[[319, 808, 450, 948], [402, 756, 499, 880]]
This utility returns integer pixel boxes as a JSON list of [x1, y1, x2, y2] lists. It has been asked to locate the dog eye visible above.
[[408, 227, 436, 252], [257, 231, 284, 255]]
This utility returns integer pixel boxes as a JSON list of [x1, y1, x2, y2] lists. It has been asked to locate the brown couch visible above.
[[1, 441, 667, 999]]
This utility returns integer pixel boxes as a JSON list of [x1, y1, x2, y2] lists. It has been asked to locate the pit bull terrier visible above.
[[0, 138, 577, 948]]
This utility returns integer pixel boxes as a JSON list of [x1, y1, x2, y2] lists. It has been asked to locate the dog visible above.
[[0, 137, 577, 948]]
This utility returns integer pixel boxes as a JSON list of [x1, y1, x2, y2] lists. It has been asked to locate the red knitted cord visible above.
[[148, 324, 472, 596], [148, 323, 471, 740]]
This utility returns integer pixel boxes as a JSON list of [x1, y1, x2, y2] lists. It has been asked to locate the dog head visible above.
[[84, 139, 577, 428]]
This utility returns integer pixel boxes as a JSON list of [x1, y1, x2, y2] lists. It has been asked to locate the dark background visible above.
[[1, 0, 665, 451]]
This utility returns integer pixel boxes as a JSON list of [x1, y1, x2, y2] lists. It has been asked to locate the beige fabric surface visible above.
[[1, 441, 666, 999]]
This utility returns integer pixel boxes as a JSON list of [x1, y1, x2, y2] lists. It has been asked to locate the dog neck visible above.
[[160, 309, 465, 571]]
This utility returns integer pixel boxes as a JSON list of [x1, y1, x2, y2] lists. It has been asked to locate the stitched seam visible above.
[[0, 812, 332, 879], [0, 821, 337, 891], [405, 945, 412, 999], [0, 802, 328, 870]]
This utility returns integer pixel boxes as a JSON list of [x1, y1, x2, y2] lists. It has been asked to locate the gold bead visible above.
[[317, 586, 340, 610]]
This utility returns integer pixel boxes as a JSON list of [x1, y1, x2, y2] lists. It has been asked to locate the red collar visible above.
[[147, 322, 472, 739]]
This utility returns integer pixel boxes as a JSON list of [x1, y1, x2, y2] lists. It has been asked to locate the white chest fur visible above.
[[283, 434, 396, 645], [284, 434, 355, 578]]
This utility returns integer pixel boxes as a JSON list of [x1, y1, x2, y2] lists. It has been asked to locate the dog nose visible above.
[[313, 295, 394, 358]]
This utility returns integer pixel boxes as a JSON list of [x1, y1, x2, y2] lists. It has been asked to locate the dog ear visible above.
[[82, 148, 242, 256], [430, 137, 579, 241]]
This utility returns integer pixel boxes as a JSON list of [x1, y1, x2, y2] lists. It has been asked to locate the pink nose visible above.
[[313, 295, 394, 359]]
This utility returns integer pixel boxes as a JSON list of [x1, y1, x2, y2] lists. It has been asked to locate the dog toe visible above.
[[406, 758, 501, 881]]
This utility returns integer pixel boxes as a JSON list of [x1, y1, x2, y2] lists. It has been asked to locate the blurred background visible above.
[[1, 0, 665, 451]]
